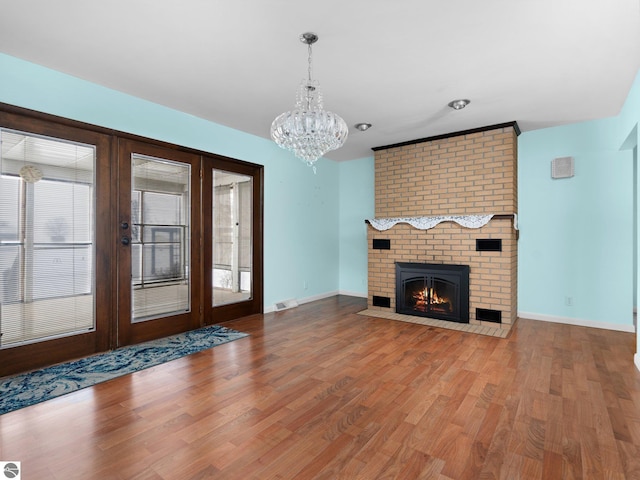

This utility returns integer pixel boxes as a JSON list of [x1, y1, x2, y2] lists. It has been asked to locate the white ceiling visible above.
[[1, 0, 639, 161]]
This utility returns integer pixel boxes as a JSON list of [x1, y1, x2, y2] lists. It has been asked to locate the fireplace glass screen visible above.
[[395, 262, 470, 323]]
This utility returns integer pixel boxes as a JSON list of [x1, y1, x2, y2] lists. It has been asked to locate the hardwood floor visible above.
[[1, 295, 640, 479]]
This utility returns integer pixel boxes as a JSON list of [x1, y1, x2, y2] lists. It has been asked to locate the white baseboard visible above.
[[338, 290, 367, 298], [264, 305, 276, 313], [264, 291, 340, 313], [298, 290, 340, 305], [518, 311, 636, 333]]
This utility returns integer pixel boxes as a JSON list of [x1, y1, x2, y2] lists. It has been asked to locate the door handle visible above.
[[121, 236, 131, 246], [121, 222, 129, 230]]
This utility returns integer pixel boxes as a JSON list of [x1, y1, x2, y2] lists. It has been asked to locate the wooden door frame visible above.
[[202, 155, 264, 324], [116, 138, 203, 346], [0, 109, 114, 377], [0, 103, 264, 375]]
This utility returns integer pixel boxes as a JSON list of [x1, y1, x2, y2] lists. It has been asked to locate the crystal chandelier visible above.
[[271, 32, 348, 172]]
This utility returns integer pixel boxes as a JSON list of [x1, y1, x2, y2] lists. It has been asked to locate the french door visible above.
[[116, 139, 202, 346], [0, 106, 263, 376], [0, 110, 112, 376], [116, 144, 264, 345], [202, 155, 263, 324]]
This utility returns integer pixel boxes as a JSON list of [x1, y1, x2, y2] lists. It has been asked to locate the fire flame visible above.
[[412, 287, 452, 312]]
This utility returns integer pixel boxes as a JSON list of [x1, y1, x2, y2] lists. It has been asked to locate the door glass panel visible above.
[[131, 154, 190, 322], [212, 169, 252, 306], [0, 129, 95, 348]]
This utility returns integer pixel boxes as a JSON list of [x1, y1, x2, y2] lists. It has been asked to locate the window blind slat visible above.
[[0, 129, 96, 348]]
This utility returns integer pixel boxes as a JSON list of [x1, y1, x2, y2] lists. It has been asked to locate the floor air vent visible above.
[[274, 299, 299, 311]]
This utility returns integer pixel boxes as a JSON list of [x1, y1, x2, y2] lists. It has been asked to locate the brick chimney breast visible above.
[[368, 124, 518, 331]]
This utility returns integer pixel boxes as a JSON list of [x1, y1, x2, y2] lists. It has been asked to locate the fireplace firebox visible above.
[[395, 262, 470, 323]]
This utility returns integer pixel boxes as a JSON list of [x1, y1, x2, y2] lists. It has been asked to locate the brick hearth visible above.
[[367, 123, 519, 331]]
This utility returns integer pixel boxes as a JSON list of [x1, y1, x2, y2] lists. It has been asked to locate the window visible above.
[[212, 170, 253, 306], [130, 154, 191, 322], [0, 129, 95, 348]]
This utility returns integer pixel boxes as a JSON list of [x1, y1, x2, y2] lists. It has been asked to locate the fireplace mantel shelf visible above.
[[365, 214, 517, 231]]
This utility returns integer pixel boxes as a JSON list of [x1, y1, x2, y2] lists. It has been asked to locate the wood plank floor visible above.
[[1, 295, 640, 479]]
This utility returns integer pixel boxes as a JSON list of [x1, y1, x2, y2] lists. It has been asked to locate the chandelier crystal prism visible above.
[[271, 32, 348, 171]]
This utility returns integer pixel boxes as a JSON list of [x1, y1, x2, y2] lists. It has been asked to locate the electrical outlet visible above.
[[303, 280, 308, 290], [565, 296, 573, 306]]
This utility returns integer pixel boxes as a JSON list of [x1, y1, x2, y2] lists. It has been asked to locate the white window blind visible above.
[[0, 129, 95, 348], [212, 170, 252, 306], [130, 154, 190, 322]]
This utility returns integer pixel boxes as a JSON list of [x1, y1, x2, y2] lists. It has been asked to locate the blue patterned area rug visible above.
[[0, 325, 248, 415]]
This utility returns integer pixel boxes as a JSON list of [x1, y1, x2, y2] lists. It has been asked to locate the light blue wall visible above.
[[4, 51, 639, 333], [0, 53, 342, 309], [338, 156, 375, 296], [518, 69, 640, 329], [616, 70, 640, 361], [264, 157, 341, 305]]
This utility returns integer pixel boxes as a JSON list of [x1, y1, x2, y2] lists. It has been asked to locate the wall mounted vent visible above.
[[551, 156, 574, 179], [476, 239, 502, 252], [372, 295, 391, 308], [476, 308, 502, 324], [373, 239, 391, 250]]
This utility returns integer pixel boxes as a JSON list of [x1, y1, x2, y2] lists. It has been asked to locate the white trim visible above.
[[635, 353, 640, 372], [298, 290, 340, 305], [338, 290, 367, 298], [518, 311, 636, 333], [264, 291, 340, 313]]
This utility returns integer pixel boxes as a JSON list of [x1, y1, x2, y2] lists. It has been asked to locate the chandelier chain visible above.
[[307, 43, 313, 84]]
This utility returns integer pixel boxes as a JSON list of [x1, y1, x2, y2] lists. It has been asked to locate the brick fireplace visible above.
[[367, 123, 519, 332]]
